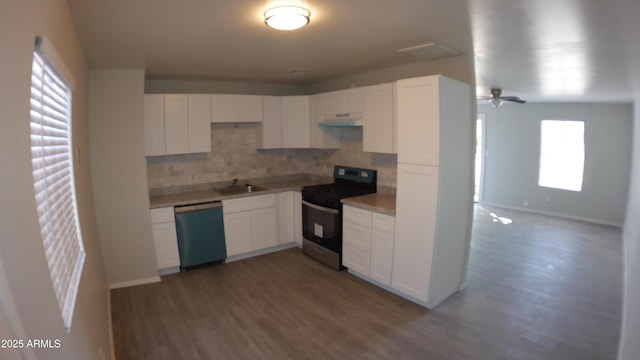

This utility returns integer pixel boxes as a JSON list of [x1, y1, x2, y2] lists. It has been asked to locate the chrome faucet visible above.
[[231, 178, 238, 187]]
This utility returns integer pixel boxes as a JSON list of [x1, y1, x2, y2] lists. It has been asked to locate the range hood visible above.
[[318, 112, 363, 127]]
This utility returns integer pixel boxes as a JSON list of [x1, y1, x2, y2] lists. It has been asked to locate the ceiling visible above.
[[68, 0, 640, 103]]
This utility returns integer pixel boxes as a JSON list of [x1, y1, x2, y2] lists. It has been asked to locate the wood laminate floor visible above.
[[111, 205, 623, 359]]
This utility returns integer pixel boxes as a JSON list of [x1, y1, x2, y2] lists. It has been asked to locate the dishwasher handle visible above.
[[174, 201, 223, 214]]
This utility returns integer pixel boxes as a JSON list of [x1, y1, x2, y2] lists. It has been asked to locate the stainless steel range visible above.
[[301, 165, 377, 270]]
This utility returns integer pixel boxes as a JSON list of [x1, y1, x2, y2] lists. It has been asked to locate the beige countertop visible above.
[[341, 193, 396, 215], [149, 179, 324, 209]]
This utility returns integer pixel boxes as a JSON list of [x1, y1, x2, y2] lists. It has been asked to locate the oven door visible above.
[[301, 200, 341, 253]]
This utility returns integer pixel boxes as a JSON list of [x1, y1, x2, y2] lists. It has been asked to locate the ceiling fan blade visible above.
[[476, 96, 492, 100], [501, 96, 526, 104]]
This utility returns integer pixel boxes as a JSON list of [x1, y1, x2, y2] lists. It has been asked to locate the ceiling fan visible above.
[[477, 88, 526, 107]]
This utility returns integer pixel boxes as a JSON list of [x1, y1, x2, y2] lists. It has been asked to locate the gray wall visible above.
[[0, 0, 111, 358], [479, 102, 632, 226], [90, 70, 159, 286]]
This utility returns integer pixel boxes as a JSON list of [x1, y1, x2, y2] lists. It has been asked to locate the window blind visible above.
[[30, 45, 85, 331]]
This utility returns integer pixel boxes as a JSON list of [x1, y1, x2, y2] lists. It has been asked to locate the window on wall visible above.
[[538, 120, 585, 191], [30, 37, 85, 331]]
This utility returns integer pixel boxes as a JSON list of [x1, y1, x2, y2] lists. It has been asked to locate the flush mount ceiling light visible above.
[[264, 6, 310, 31]]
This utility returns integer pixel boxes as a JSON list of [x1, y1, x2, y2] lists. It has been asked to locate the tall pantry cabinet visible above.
[[392, 75, 474, 308]]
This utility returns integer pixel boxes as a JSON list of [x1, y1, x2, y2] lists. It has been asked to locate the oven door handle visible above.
[[302, 200, 340, 215]]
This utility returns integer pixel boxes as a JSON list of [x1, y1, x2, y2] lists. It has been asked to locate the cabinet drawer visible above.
[[223, 194, 276, 213], [343, 220, 372, 252], [343, 205, 372, 227], [343, 243, 370, 276], [372, 212, 395, 234], [150, 207, 175, 224]]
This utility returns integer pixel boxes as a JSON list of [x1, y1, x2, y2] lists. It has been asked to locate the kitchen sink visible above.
[[217, 185, 267, 195]]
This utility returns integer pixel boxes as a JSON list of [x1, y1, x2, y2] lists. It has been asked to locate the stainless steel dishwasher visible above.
[[174, 201, 226, 269]]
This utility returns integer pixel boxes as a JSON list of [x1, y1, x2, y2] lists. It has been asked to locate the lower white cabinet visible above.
[[342, 205, 395, 285], [223, 194, 278, 257], [150, 207, 180, 270], [293, 192, 303, 245], [276, 191, 303, 246]]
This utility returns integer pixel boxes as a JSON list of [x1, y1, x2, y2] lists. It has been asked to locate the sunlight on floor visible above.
[[478, 205, 513, 225]]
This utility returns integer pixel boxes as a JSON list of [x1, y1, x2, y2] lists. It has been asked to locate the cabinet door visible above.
[[392, 163, 438, 302], [371, 229, 394, 286], [343, 220, 372, 252], [238, 95, 263, 123], [276, 192, 295, 245], [309, 94, 341, 149], [152, 222, 180, 269], [187, 94, 211, 153], [293, 192, 303, 245], [343, 244, 370, 276], [323, 90, 344, 115], [282, 96, 310, 148], [251, 207, 278, 250], [211, 94, 238, 123], [342, 88, 363, 113], [396, 76, 440, 166], [260, 96, 283, 148], [363, 83, 395, 154], [144, 94, 165, 156], [164, 94, 189, 155], [223, 211, 253, 256]]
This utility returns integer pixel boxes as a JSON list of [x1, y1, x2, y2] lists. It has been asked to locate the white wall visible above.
[[89, 70, 159, 286], [479, 102, 633, 226], [619, 100, 640, 359], [0, 0, 110, 359]]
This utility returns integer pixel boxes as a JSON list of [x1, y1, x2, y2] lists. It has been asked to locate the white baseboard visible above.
[[108, 276, 161, 289], [478, 202, 623, 228]]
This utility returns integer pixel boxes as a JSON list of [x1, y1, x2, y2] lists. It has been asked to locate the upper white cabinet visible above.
[[282, 96, 311, 148], [187, 94, 212, 153], [257, 96, 283, 149], [211, 94, 263, 123], [323, 88, 363, 117], [396, 76, 440, 166], [309, 93, 341, 149], [362, 83, 396, 154], [144, 94, 165, 156], [144, 94, 211, 157], [258, 94, 340, 150]]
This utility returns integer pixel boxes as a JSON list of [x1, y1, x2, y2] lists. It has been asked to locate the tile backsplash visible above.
[[146, 123, 397, 192]]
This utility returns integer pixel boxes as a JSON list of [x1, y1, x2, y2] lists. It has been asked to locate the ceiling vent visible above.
[[398, 42, 460, 60]]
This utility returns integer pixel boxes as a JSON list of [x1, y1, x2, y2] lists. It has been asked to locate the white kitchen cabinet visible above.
[[150, 207, 180, 270], [258, 96, 283, 149], [363, 83, 396, 154], [258, 95, 339, 150], [282, 96, 310, 148], [144, 95, 165, 156], [164, 94, 189, 155], [392, 164, 438, 301], [293, 191, 303, 245], [210, 94, 237, 123], [222, 211, 253, 256], [187, 94, 212, 153], [251, 207, 278, 250], [144, 94, 211, 156], [211, 94, 262, 123], [393, 75, 473, 309], [222, 194, 278, 258], [323, 88, 363, 116], [342, 205, 395, 285], [276, 191, 295, 245], [371, 212, 395, 285], [309, 93, 341, 149], [396, 76, 440, 165]]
